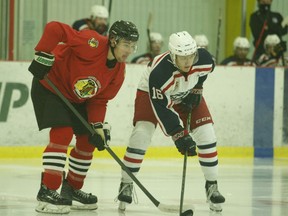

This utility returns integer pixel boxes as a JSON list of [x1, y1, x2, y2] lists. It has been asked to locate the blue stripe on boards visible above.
[[253, 68, 275, 158], [282, 68, 288, 143]]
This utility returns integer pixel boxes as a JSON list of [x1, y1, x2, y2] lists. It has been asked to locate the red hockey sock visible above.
[[42, 127, 73, 190], [67, 135, 94, 189], [42, 171, 63, 190]]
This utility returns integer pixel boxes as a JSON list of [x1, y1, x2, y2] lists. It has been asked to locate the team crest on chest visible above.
[[73, 77, 100, 99], [88, 37, 99, 48]]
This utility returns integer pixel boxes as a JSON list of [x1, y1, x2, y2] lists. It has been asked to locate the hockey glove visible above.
[[172, 129, 197, 156], [88, 122, 111, 151], [28, 51, 55, 79], [274, 41, 287, 58], [103, 122, 111, 142], [181, 86, 203, 113]]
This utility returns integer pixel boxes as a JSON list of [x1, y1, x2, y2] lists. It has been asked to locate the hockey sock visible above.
[[197, 142, 218, 180], [67, 135, 94, 190], [121, 121, 155, 182], [122, 147, 146, 182], [42, 127, 74, 190], [192, 124, 218, 181]]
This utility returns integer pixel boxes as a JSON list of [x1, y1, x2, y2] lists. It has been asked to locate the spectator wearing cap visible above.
[[72, 5, 109, 35], [131, 32, 164, 64], [220, 37, 255, 66]]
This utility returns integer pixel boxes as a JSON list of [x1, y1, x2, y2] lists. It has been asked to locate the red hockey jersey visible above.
[[35, 21, 125, 123]]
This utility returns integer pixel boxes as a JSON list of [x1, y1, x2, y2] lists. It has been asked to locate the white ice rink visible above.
[[0, 157, 287, 216]]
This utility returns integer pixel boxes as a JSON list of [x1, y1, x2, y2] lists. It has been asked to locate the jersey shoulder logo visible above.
[[73, 77, 100, 99], [88, 37, 99, 48]]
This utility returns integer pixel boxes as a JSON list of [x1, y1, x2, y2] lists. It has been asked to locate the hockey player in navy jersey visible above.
[[116, 31, 225, 212]]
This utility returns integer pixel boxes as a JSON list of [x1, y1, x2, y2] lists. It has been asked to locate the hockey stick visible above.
[[179, 112, 193, 216], [108, 0, 112, 23], [44, 76, 191, 213], [147, 12, 153, 52], [215, 8, 222, 64], [250, 19, 267, 65]]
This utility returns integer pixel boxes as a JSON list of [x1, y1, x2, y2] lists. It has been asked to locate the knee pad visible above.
[[128, 121, 156, 150], [75, 134, 95, 155], [192, 123, 217, 146], [49, 127, 74, 147]]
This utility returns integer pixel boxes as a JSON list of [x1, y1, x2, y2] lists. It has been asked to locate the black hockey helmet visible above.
[[109, 20, 139, 42]]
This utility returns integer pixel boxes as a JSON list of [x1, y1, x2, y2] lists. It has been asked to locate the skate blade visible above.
[[209, 202, 222, 212], [118, 201, 127, 211], [35, 201, 70, 214], [71, 201, 98, 210]]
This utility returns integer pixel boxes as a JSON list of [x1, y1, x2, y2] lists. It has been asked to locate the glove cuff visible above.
[[172, 129, 189, 141], [91, 122, 103, 129], [34, 51, 55, 66], [191, 88, 203, 94]]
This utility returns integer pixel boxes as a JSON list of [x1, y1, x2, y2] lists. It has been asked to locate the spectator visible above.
[[220, 37, 254, 66], [249, 0, 288, 60], [72, 5, 109, 35], [194, 34, 217, 63], [194, 34, 209, 50], [131, 32, 164, 64], [256, 34, 285, 66]]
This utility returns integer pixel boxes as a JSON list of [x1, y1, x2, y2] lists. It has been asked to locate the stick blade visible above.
[[157, 203, 194, 213], [181, 209, 194, 216]]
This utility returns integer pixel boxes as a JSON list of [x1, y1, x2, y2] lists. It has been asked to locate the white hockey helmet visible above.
[[194, 34, 209, 47], [233, 37, 250, 50], [149, 32, 163, 43], [91, 5, 109, 19], [264, 34, 280, 47], [169, 31, 198, 64]]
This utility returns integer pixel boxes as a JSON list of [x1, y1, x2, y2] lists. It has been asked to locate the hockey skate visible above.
[[60, 178, 98, 210], [35, 183, 71, 214], [206, 181, 225, 212], [117, 182, 137, 211]]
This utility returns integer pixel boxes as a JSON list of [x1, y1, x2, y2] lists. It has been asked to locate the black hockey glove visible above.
[[274, 41, 287, 58], [88, 122, 111, 151], [181, 86, 203, 113], [28, 51, 55, 79], [172, 129, 197, 156]]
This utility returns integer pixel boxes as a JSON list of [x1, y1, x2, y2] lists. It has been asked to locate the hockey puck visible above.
[[180, 209, 193, 216]]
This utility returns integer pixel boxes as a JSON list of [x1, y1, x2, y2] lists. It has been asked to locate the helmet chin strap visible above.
[[106, 42, 118, 68], [109, 38, 121, 61], [110, 45, 116, 59]]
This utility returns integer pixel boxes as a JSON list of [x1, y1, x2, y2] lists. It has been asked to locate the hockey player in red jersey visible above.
[[117, 31, 225, 212], [28, 20, 139, 214]]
